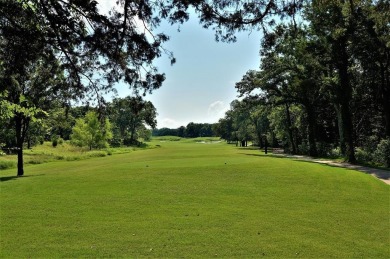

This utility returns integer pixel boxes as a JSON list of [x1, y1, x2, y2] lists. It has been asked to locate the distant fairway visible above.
[[1, 139, 389, 258]]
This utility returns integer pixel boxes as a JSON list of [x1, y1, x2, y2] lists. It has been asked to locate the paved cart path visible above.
[[272, 151, 390, 185]]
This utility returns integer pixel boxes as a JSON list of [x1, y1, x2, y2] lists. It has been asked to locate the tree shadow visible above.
[[237, 147, 263, 151], [0, 174, 45, 183]]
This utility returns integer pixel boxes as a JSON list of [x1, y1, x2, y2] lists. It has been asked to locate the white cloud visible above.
[[158, 118, 183, 129], [207, 101, 229, 120]]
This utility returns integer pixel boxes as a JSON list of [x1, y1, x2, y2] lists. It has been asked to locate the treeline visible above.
[[215, 1, 390, 167], [152, 122, 217, 138], [0, 96, 157, 151]]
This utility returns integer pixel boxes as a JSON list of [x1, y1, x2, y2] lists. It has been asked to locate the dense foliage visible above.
[[216, 0, 389, 167], [152, 122, 216, 138], [1, 0, 389, 173], [70, 111, 112, 150]]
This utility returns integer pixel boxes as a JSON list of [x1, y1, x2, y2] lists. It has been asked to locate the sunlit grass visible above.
[[1, 140, 389, 258], [0, 141, 154, 171]]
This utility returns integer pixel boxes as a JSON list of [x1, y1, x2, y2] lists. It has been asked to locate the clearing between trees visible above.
[[1, 138, 388, 258]]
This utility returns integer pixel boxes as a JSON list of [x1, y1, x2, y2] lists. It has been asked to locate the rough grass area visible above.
[[0, 141, 152, 170], [0, 140, 389, 258]]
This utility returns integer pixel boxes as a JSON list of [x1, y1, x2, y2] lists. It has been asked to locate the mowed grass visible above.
[[0, 139, 389, 258]]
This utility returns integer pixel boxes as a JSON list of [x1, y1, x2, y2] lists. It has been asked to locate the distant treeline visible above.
[[152, 122, 217, 138]]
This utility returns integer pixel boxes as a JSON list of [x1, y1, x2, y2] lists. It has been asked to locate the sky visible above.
[[97, 1, 262, 129]]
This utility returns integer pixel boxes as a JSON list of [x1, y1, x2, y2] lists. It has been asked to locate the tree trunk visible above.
[[335, 36, 356, 163], [335, 105, 346, 156], [258, 132, 263, 148], [306, 106, 318, 157], [380, 63, 390, 138], [15, 115, 24, 176], [130, 126, 136, 144], [285, 104, 297, 154]]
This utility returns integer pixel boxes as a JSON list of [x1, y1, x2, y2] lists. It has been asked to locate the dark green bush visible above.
[[297, 141, 309, 155], [355, 148, 372, 164], [374, 139, 390, 167], [316, 142, 333, 157], [110, 137, 122, 148], [123, 137, 138, 146], [0, 161, 16, 170]]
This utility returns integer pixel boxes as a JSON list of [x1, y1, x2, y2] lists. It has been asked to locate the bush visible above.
[[297, 141, 309, 155], [328, 147, 341, 158], [363, 135, 379, 153], [87, 151, 107, 158], [123, 137, 138, 146], [0, 143, 6, 156], [27, 159, 44, 165], [316, 142, 333, 157], [110, 137, 122, 148], [0, 160, 16, 170], [355, 148, 373, 164], [52, 138, 58, 147], [374, 139, 390, 167], [58, 138, 64, 145]]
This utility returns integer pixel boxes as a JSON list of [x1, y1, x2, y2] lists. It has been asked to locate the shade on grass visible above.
[[1, 140, 389, 258]]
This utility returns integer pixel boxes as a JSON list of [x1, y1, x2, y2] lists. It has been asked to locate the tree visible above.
[[185, 122, 198, 138], [109, 96, 157, 145], [0, 0, 182, 176], [304, 0, 360, 162], [215, 116, 234, 143], [71, 111, 112, 150], [46, 106, 75, 141]]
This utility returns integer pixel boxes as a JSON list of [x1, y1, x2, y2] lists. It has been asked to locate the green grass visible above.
[[0, 141, 153, 170], [1, 140, 389, 258]]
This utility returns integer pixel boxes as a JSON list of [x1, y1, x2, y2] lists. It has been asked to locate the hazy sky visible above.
[[98, 1, 261, 128]]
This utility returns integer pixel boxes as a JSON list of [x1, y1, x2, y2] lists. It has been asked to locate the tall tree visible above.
[[71, 111, 112, 150], [109, 96, 157, 145], [305, 0, 360, 162], [0, 0, 179, 176]]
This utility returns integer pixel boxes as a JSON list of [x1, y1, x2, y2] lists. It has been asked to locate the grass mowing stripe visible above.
[[1, 140, 389, 258]]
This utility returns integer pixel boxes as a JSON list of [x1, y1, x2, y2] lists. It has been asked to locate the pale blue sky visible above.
[[99, 1, 261, 128]]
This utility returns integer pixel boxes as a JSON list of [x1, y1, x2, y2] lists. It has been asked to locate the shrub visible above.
[[297, 141, 309, 155], [355, 148, 372, 164], [316, 142, 333, 157], [52, 138, 58, 147], [87, 151, 107, 158], [0, 161, 16, 170], [123, 137, 138, 146], [0, 143, 6, 156], [328, 147, 341, 158], [27, 159, 44, 165], [57, 138, 64, 145], [363, 135, 379, 153], [110, 137, 122, 148], [374, 139, 390, 167]]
